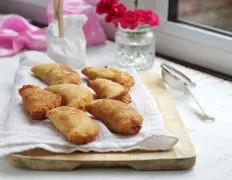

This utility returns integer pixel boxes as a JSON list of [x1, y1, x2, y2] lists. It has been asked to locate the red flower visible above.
[[111, 4, 127, 25], [96, 0, 160, 29], [135, 10, 146, 24], [105, 6, 125, 23], [148, 11, 160, 26], [142, 10, 160, 26], [96, 0, 118, 14], [120, 10, 140, 29]]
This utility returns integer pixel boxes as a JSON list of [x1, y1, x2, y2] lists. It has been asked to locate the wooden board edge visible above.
[[9, 153, 196, 171]]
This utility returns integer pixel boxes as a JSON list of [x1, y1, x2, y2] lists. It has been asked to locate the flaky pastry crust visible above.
[[86, 99, 143, 135], [82, 66, 134, 88], [18, 85, 61, 120], [87, 78, 131, 104], [46, 84, 93, 110], [46, 106, 100, 144], [31, 63, 80, 85]]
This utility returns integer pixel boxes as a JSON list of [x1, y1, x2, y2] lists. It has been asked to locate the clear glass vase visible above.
[[115, 25, 155, 71]]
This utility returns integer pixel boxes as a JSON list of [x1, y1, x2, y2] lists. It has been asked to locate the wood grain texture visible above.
[[8, 73, 196, 170]]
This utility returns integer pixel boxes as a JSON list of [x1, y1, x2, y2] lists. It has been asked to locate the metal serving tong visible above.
[[161, 63, 215, 121]]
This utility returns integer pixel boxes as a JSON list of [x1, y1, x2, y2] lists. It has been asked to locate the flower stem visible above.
[[134, 0, 138, 10]]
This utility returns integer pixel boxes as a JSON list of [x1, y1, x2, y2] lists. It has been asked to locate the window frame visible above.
[[143, 0, 232, 76]]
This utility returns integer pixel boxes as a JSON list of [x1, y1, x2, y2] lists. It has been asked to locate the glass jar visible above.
[[115, 25, 155, 71]]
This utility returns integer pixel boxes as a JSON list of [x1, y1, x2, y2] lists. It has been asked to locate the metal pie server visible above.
[[161, 63, 215, 121]]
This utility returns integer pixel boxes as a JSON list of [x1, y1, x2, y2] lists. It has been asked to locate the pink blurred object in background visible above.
[[47, 0, 106, 46], [84, 0, 99, 5], [0, 0, 107, 58], [0, 15, 47, 57]]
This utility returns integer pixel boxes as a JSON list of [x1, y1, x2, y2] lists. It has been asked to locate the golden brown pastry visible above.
[[31, 63, 80, 85], [45, 84, 93, 110], [86, 99, 143, 135], [115, 93, 131, 104], [81, 66, 134, 88], [87, 78, 131, 104], [18, 85, 61, 120], [46, 106, 100, 145]]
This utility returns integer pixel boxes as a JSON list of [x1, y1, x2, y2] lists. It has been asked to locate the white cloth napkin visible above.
[[0, 52, 178, 157]]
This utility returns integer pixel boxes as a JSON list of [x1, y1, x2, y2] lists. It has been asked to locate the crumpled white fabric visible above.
[[0, 51, 178, 157]]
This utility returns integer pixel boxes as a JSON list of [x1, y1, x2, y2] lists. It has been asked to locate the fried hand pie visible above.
[[86, 99, 143, 135], [18, 85, 61, 120], [87, 78, 131, 104], [46, 84, 93, 110], [46, 106, 100, 145], [82, 66, 134, 88], [31, 63, 80, 85]]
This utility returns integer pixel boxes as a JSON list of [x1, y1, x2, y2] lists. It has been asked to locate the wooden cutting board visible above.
[[9, 73, 196, 170]]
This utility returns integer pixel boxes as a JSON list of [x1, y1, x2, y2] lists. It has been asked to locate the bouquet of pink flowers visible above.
[[96, 0, 160, 29]]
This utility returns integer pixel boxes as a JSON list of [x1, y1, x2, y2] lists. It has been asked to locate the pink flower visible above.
[[96, 0, 160, 29], [105, 6, 125, 23], [111, 4, 127, 25], [120, 10, 140, 29], [148, 11, 160, 26], [142, 10, 160, 26], [96, 0, 118, 14], [135, 10, 146, 24]]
